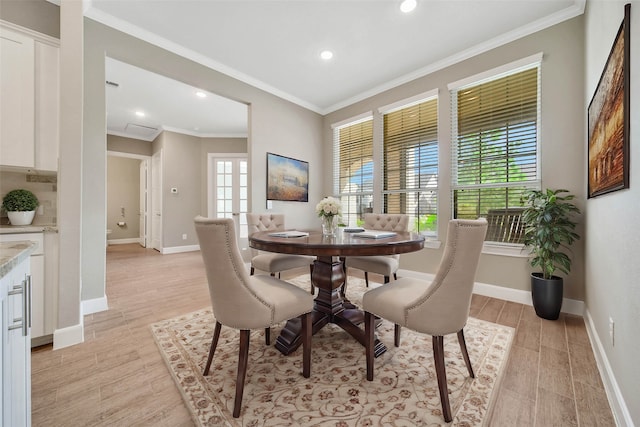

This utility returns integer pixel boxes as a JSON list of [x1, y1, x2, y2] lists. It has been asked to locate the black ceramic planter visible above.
[[531, 273, 563, 320]]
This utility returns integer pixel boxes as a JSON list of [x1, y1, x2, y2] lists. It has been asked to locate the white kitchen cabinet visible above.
[[1, 250, 32, 427], [0, 233, 53, 346], [0, 24, 59, 172], [0, 27, 35, 168]]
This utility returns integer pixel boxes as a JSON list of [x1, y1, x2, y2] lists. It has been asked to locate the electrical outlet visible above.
[[182, 234, 187, 240], [609, 317, 615, 347]]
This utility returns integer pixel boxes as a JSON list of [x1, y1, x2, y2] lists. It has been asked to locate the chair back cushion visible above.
[[194, 216, 274, 327], [246, 213, 286, 234], [363, 214, 409, 232], [406, 219, 487, 334], [246, 213, 286, 257]]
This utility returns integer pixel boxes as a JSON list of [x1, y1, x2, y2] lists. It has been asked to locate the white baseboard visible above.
[[82, 295, 109, 315], [53, 323, 84, 350], [396, 269, 584, 316], [107, 238, 141, 245], [161, 244, 200, 254], [583, 310, 633, 427]]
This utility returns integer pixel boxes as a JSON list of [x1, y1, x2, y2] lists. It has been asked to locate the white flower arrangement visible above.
[[315, 196, 342, 219]]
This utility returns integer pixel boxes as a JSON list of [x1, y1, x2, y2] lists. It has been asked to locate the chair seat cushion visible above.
[[362, 277, 433, 326], [252, 253, 313, 273], [346, 255, 399, 276], [248, 275, 315, 326]]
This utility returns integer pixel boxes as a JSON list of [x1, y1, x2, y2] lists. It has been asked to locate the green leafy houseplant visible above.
[[522, 189, 580, 279], [2, 189, 39, 212]]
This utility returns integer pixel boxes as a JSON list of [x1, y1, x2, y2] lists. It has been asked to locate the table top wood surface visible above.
[[249, 230, 425, 257]]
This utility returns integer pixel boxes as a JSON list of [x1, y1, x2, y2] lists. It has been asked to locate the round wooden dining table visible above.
[[249, 229, 425, 357]]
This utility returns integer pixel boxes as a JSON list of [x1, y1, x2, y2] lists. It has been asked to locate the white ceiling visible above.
[[89, 0, 585, 141]]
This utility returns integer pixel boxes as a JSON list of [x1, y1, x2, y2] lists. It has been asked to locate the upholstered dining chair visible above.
[[194, 216, 314, 418], [247, 213, 316, 293], [345, 213, 409, 287], [363, 218, 488, 423]]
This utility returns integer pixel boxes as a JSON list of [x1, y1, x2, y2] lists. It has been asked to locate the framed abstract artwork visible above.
[[266, 152, 309, 202], [587, 3, 631, 198]]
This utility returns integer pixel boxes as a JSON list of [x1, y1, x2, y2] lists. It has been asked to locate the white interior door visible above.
[[151, 150, 162, 252], [139, 159, 148, 247], [208, 154, 248, 258]]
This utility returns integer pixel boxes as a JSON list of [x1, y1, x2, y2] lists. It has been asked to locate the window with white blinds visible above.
[[332, 116, 373, 227], [451, 63, 540, 243], [382, 97, 438, 235]]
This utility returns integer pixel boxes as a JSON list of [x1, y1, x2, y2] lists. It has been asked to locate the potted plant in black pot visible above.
[[522, 188, 580, 320], [2, 189, 39, 226]]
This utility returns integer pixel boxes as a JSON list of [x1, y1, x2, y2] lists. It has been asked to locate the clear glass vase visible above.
[[321, 215, 337, 236]]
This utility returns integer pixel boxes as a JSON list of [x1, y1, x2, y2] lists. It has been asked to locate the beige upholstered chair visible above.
[[194, 216, 314, 418], [363, 219, 487, 422], [345, 213, 409, 287], [247, 213, 315, 293]]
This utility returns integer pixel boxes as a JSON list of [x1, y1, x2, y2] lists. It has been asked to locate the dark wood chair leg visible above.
[[457, 329, 475, 378], [270, 272, 275, 277], [364, 272, 369, 287], [432, 335, 452, 423], [309, 264, 315, 294], [250, 266, 255, 275], [233, 330, 250, 418], [364, 311, 375, 381], [203, 321, 222, 376], [265, 327, 271, 345], [394, 324, 401, 347], [302, 312, 311, 378], [383, 275, 389, 284], [393, 273, 397, 281]]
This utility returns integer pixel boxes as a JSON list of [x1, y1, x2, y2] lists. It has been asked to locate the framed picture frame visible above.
[[587, 3, 631, 198], [266, 152, 309, 202]]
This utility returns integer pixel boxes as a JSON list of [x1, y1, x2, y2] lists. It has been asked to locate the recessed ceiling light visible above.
[[196, 91, 207, 98], [320, 50, 334, 60], [400, 0, 417, 13], [135, 111, 145, 117]]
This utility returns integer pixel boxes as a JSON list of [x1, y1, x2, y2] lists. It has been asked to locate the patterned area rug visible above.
[[151, 276, 513, 426]]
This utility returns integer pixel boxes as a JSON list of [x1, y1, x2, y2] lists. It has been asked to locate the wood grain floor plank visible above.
[[489, 387, 535, 426], [475, 297, 505, 323], [538, 345, 573, 398], [496, 301, 524, 328]]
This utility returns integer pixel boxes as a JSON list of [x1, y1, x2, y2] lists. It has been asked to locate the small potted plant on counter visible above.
[[522, 188, 580, 320], [2, 189, 39, 226]]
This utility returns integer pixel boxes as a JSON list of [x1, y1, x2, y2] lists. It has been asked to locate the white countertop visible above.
[[0, 241, 36, 279], [0, 224, 58, 234]]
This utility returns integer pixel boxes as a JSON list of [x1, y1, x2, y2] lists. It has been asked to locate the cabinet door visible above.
[[3, 260, 31, 427], [35, 41, 59, 172], [0, 28, 35, 168]]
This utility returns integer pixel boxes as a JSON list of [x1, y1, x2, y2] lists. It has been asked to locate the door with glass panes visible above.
[[208, 155, 249, 259]]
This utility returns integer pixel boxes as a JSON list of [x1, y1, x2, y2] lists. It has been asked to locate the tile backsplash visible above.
[[0, 171, 57, 225]]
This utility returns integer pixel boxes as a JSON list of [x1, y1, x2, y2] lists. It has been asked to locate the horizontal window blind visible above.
[[333, 117, 374, 226], [383, 97, 438, 234], [451, 65, 540, 242]]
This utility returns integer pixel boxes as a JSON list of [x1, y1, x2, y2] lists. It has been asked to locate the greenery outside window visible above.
[[450, 57, 541, 244], [381, 95, 438, 236], [332, 115, 374, 227]]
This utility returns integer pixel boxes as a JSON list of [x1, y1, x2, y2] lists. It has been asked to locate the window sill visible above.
[[482, 242, 529, 258], [423, 239, 441, 249]]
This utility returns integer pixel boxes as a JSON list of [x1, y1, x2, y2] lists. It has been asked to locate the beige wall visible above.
[[0, 0, 60, 38], [107, 134, 152, 156], [324, 16, 586, 301], [106, 156, 140, 240], [585, 1, 640, 424]]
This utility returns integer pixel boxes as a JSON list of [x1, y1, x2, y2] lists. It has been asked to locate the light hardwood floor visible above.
[[31, 244, 615, 426]]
